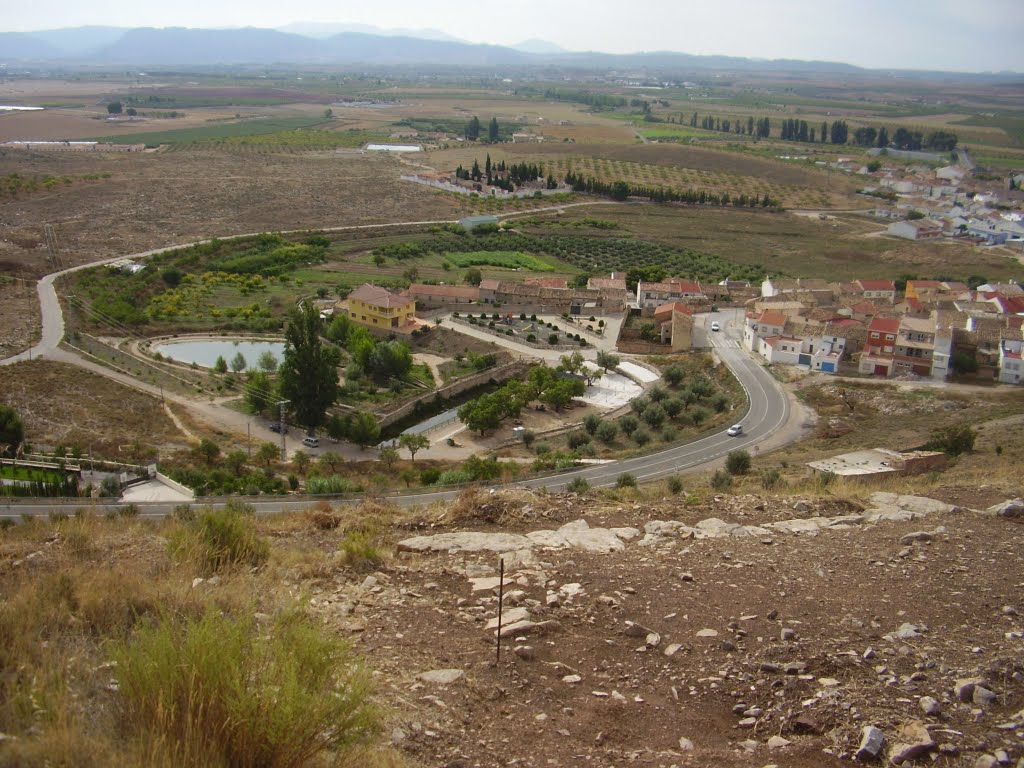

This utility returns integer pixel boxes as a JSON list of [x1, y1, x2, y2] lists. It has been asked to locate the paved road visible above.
[[2, 310, 794, 520], [1, 216, 796, 519]]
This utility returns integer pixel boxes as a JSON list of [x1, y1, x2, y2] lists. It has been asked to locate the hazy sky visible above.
[[6, 0, 1023, 72]]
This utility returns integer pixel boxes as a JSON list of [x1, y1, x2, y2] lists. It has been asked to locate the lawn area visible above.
[[88, 116, 329, 144], [0, 465, 67, 483], [445, 251, 556, 271]]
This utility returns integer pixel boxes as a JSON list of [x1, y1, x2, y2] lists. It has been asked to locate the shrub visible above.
[[596, 421, 619, 443], [567, 430, 591, 450], [648, 385, 668, 403], [567, 476, 590, 494], [926, 424, 976, 456], [710, 470, 733, 491], [666, 476, 683, 495], [761, 468, 783, 490], [419, 468, 441, 485], [113, 607, 377, 768], [521, 429, 536, 448], [642, 404, 666, 429], [619, 415, 639, 436], [615, 473, 637, 489], [584, 414, 603, 437], [725, 450, 752, 475], [435, 469, 473, 486], [548, 333, 558, 345], [304, 475, 363, 495], [526, 333, 537, 343], [534, 443, 551, 456], [630, 396, 649, 415], [339, 531, 384, 571], [168, 506, 270, 575], [662, 364, 685, 386], [633, 428, 651, 446]]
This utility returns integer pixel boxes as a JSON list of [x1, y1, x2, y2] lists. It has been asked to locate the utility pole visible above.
[[276, 400, 290, 461]]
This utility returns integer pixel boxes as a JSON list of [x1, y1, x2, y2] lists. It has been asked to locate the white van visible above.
[[302, 436, 320, 448]]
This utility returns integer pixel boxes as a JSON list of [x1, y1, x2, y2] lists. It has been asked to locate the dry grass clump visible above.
[[167, 501, 270, 576], [112, 606, 379, 768]]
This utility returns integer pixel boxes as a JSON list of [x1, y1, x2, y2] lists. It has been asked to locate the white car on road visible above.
[[710, 321, 720, 331], [726, 424, 743, 436]]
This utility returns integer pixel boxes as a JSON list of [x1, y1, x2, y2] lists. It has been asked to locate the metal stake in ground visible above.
[[496, 557, 505, 665]]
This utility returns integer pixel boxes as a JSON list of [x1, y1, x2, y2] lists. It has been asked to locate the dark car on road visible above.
[[269, 422, 288, 434]]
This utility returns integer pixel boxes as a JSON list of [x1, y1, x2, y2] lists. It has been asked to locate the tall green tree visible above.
[[348, 412, 380, 448], [278, 303, 341, 431], [488, 117, 499, 142], [245, 370, 275, 416], [466, 116, 481, 141], [398, 432, 430, 462], [0, 404, 25, 454]]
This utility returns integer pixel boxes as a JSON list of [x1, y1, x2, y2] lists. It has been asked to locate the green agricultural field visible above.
[[445, 251, 555, 271], [87, 117, 334, 146]]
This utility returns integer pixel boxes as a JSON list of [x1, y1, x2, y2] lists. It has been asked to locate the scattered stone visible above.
[[562, 674, 582, 684], [856, 725, 886, 761], [919, 696, 942, 715], [885, 623, 925, 641], [793, 715, 821, 733], [738, 717, 758, 728], [486, 607, 530, 629], [888, 720, 936, 765], [678, 737, 695, 751], [418, 669, 464, 685], [955, 677, 987, 702], [899, 531, 934, 545], [766, 736, 792, 749], [973, 686, 997, 706], [974, 756, 998, 768], [784, 662, 807, 675], [818, 677, 841, 687], [987, 498, 1024, 518], [696, 628, 719, 638], [780, 627, 796, 641], [645, 632, 661, 649], [513, 645, 534, 661], [664, 643, 682, 657], [759, 662, 781, 674], [623, 621, 654, 637]]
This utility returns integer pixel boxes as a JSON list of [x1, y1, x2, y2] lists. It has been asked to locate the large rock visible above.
[[526, 519, 626, 553], [418, 669, 464, 685], [398, 532, 532, 554], [987, 498, 1024, 518], [855, 725, 886, 761], [888, 720, 935, 765], [865, 492, 957, 523]]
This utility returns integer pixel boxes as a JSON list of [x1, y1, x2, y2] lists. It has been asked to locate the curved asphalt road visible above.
[[2, 223, 790, 518]]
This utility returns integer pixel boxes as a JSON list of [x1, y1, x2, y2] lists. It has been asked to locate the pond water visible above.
[[155, 338, 285, 369]]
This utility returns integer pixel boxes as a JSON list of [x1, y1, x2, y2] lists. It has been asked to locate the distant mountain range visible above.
[[0, 25, 1014, 77]]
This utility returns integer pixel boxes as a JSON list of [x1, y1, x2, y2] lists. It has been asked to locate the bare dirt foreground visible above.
[[309, 489, 1024, 768]]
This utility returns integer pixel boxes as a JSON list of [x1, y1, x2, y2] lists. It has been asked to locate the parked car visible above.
[[710, 321, 721, 332], [302, 436, 320, 448], [726, 424, 743, 436], [269, 422, 288, 434]]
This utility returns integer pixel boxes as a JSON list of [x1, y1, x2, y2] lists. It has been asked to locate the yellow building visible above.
[[345, 283, 416, 330]]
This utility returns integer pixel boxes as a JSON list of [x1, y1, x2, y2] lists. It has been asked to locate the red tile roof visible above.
[[349, 283, 412, 308], [868, 317, 901, 335], [749, 310, 787, 327], [525, 277, 569, 289], [640, 279, 702, 294], [409, 283, 479, 299], [654, 301, 694, 318], [856, 279, 896, 292]]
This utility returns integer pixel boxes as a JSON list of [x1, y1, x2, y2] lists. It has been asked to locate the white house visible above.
[[998, 334, 1024, 385], [743, 310, 787, 351]]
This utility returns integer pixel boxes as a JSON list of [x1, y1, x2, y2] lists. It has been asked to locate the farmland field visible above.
[[445, 251, 555, 271]]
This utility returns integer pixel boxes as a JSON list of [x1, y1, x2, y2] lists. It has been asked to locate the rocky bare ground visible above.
[[296, 491, 1024, 767]]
